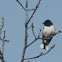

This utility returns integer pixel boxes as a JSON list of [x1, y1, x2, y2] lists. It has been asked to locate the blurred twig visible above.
[[2, 29, 6, 56], [0, 17, 4, 40], [0, 17, 9, 62], [0, 50, 5, 62]]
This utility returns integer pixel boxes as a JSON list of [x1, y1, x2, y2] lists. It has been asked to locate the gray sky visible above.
[[0, 0, 62, 62]]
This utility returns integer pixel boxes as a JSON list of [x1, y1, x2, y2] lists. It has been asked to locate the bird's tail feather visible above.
[[40, 43, 49, 51], [40, 43, 44, 49]]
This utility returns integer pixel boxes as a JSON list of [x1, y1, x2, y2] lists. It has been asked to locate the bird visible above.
[[40, 20, 55, 51]]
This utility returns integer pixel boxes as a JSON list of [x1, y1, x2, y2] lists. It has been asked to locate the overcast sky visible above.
[[0, 0, 62, 62]]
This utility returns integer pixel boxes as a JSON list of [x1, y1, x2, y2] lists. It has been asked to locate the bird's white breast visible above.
[[42, 25, 55, 37]]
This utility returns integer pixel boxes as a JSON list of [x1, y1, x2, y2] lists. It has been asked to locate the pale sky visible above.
[[0, 0, 62, 62]]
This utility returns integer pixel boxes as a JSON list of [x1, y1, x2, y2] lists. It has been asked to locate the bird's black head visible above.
[[43, 20, 53, 26]]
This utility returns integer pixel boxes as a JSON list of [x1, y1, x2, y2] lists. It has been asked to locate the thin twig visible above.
[[0, 50, 5, 62], [27, 0, 41, 24], [0, 17, 9, 62], [1, 30, 6, 62], [2, 30, 6, 56], [27, 38, 37, 47], [31, 23, 36, 39], [0, 17, 4, 40], [17, 0, 41, 11], [0, 28, 1, 40], [1, 17, 4, 30], [0, 39, 9, 42], [24, 44, 55, 60], [27, 23, 34, 29], [17, 0, 26, 11]]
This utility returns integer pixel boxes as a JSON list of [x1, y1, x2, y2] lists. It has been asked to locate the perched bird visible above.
[[40, 20, 55, 51]]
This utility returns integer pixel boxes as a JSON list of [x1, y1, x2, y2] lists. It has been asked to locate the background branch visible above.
[[0, 17, 9, 62], [0, 17, 4, 40], [2, 29, 6, 56], [0, 50, 5, 62]]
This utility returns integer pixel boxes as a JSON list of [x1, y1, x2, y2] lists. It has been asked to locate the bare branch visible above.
[[17, 0, 41, 12], [0, 38, 9, 42], [27, 0, 41, 24], [1, 17, 4, 29], [0, 28, 2, 40], [2, 29, 6, 56], [27, 23, 34, 29], [1, 29, 6, 62], [0, 17, 9, 62], [27, 38, 37, 47], [17, 0, 26, 11], [21, 0, 28, 62], [0, 50, 5, 62], [31, 23, 36, 39], [25, 0, 28, 46], [24, 44, 55, 60], [27, 30, 61, 47], [0, 17, 4, 40]]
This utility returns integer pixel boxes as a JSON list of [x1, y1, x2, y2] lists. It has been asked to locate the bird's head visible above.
[[43, 20, 53, 26]]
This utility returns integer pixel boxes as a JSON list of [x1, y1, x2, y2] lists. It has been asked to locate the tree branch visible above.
[[0, 50, 5, 62], [27, 30, 61, 47], [0, 17, 9, 62], [2, 30, 6, 57], [0, 17, 4, 40], [0, 39, 9, 42], [31, 23, 36, 39], [17, 0, 26, 11], [24, 44, 55, 60], [0, 30, 6, 62], [27, 0, 41, 24], [21, 0, 28, 62]]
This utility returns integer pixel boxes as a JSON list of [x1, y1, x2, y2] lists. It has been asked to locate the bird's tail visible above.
[[40, 43, 49, 51]]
